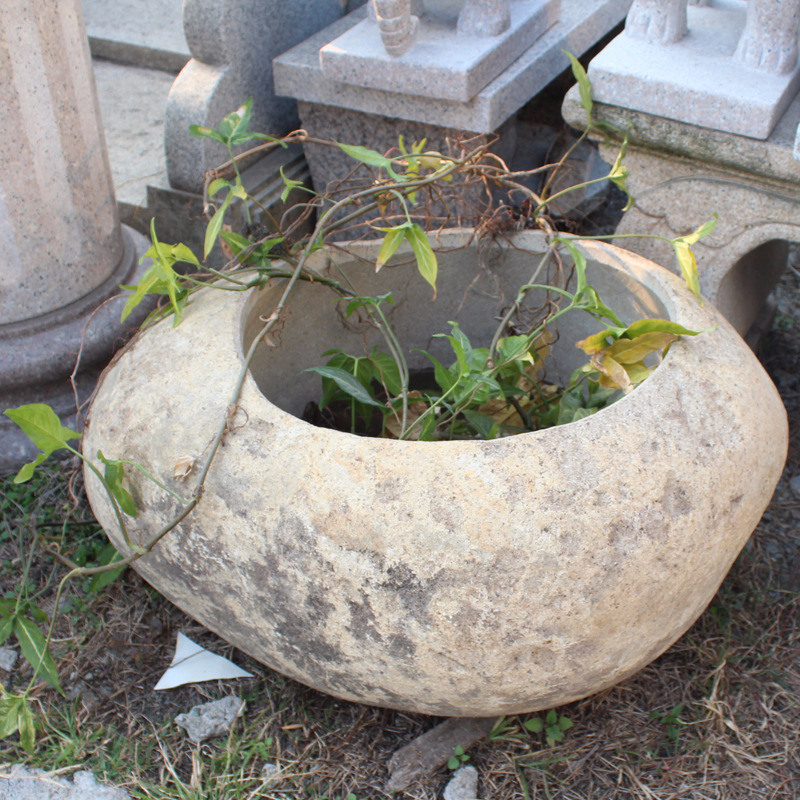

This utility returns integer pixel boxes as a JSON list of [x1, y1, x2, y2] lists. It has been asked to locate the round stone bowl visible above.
[[83, 230, 787, 716]]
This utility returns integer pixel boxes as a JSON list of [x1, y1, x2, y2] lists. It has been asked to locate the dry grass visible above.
[[0, 250, 798, 800]]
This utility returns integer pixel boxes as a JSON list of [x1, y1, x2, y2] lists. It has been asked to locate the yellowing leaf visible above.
[[622, 319, 704, 338], [605, 331, 679, 364], [406, 224, 438, 297], [624, 360, 652, 385], [673, 240, 702, 300], [375, 226, 408, 271], [680, 216, 717, 246], [591, 353, 633, 393], [575, 330, 614, 355]]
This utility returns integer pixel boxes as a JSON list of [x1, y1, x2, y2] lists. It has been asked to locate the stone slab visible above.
[[319, 0, 560, 102], [82, 0, 189, 71], [274, 0, 632, 133], [587, 0, 800, 140]]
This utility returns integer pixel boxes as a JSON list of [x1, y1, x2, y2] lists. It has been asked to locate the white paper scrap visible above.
[[154, 632, 253, 690]]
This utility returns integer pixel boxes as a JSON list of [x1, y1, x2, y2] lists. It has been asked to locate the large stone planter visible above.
[[83, 231, 787, 716]]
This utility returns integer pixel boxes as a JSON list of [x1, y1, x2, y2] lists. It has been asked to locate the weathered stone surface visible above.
[[83, 231, 787, 716]]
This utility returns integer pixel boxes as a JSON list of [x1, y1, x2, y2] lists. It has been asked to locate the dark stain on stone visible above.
[[346, 590, 384, 644], [387, 632, 416, 659], [378, 563, 436, 626]]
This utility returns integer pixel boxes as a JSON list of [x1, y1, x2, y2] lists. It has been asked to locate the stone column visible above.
[[0, 0, 151, 470]]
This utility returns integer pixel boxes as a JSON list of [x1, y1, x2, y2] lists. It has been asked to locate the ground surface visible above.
[[0, 213, 798, 800]]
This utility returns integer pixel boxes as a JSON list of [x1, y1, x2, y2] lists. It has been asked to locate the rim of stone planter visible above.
[[83, 229, 787, 716]]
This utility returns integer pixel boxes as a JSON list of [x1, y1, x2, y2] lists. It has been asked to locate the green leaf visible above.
[[564, 50, 593, 121], [524, 717, 544, 733], [26, 604, 47, 625], [306, 366, 384, 408], [0, 695, 24, 739], [0, 616, 14, 647], [557, 238, 588, 297], [405, 224, 438, 297], [13, 617, 63, 694], [607, 135, 633, 211], [17, 700, 35, 753], [87, 543, 127, 594], [188, 125, 226, 144], [122, 221, 195, 326], [547, 727, 565, 743], [4, 404, 80, 483], [621, 318, 704, 338], [337, 143, 395, 172], [280, 166, 305, 203], [462, 410, 499, 440], [447, 756, 460, 770], [558, 716, 574, 731], [96, 451, 138, 518], [204, 192, 233, 260], [497, 335, 534, 364], [369, 349, 403, 396], [546, 709, 558, 726], [419, 350, 456, 393], [679, 216, 717, 246], [375, 226, 409, 271], [207, 178, 230, 197], [344, 293, 394, 318]]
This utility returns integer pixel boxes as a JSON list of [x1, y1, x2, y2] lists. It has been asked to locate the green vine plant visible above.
[[2, 57, 715, 751]]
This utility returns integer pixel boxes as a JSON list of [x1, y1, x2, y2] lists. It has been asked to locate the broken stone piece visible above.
[[0, 765, 129, 799], [175, 695, 245, 743], [444, 765, 480, 800], [0, 646, 18, 672]]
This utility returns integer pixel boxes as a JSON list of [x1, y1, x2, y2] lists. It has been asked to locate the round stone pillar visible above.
[[0, 0, 151, 470]]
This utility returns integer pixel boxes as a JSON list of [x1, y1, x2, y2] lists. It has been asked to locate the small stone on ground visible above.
[[0, 766, 129, 800], [174, 695, 245, 743], [443, 765, 480, 800], [0, 646, 18, 672]]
